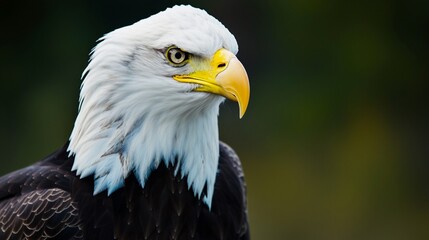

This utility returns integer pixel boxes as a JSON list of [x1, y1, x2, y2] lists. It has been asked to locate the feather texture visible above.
[[0, 143, 249, 239]]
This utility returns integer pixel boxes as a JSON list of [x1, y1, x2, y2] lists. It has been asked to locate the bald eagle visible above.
[[0, 5, 250, 240]]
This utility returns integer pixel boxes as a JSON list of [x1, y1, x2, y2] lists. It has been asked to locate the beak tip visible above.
[[238, 100, 248, 119]]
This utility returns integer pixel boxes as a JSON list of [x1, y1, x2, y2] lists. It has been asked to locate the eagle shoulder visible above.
[[216, 141, 250, 239], [0, 147, 84, 239], [0, 188, 83, 240]]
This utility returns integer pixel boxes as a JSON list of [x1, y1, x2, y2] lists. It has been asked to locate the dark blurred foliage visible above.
[[1, 0, 429, 239]]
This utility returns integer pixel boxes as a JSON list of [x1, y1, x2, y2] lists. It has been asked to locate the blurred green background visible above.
[[1, 0, 428, 239]]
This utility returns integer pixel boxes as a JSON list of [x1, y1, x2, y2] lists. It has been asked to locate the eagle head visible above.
[[68, 5, 250, 207]]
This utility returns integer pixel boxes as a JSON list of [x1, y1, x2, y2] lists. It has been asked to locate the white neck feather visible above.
[[68, 79, 223, 207], [68, 44, 224, 208]]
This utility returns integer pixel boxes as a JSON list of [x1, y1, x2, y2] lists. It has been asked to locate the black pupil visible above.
[[174, 52, 182, 60]]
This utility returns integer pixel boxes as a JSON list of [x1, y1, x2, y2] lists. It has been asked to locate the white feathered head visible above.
[[68, 5, 250, 207]]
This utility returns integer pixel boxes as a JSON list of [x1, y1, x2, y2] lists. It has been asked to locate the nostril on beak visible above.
[[217, 63, 226, 68]]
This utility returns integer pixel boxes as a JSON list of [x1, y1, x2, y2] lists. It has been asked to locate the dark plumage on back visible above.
[[0, 143, 249, 240]]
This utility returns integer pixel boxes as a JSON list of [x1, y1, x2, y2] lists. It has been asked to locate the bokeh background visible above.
[[1, 0, 428, 239]]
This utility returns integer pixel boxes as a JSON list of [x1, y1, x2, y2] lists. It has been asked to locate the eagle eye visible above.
[[166, 47, 189, 66]]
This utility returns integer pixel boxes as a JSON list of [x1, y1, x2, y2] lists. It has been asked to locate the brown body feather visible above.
[[0, 142, 249, 240]]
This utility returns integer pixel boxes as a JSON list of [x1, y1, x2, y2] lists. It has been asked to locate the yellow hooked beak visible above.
[[173, 49, 250, 118]]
